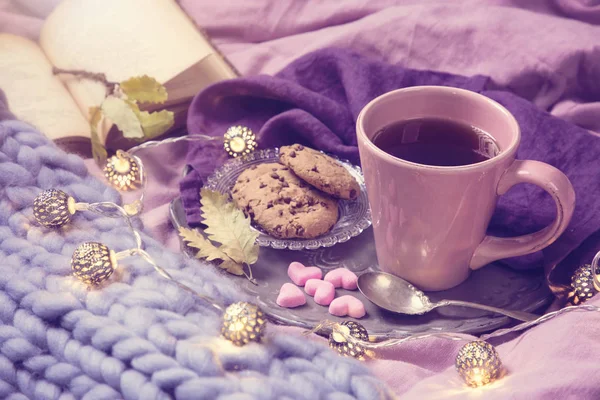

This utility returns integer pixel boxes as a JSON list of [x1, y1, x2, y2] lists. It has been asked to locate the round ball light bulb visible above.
[[33, 189, 76, 228], [328, 321, 369, 359], [456, 341, 502, 387], [223, 126, 257, 158], [221, 302, 266, 346], [71, 242, 117, 285], [571, 264, 598, 303], [103, 151, 142, 191]]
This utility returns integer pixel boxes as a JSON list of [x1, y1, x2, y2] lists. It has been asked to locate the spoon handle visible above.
[[439, 300, 539, 322]]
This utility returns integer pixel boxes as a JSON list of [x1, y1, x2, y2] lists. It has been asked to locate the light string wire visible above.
[[127, 133, 221, 154], [89, 136, 600, 372], [64, 135, 600, 389], [306, 300, 600, 352], [122, 140, 600, 349], [79, 199, 225, 313], [120, 134, 222, 216]]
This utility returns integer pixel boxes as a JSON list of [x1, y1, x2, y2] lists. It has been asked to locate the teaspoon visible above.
[[357, 271, 539, 322]]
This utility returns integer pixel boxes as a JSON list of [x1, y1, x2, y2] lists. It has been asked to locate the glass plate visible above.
[[204, 148, 372, 250]]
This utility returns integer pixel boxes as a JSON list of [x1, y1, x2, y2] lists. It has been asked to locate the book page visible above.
[[0, 34, 90, 140], [39, 0, 216, 134]]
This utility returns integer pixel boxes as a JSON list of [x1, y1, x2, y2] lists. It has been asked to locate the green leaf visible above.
[[101, 96, 144, 139], [200, 188, 259, 265], [120, 75, 167, 104], [138, 109, 174, 139]]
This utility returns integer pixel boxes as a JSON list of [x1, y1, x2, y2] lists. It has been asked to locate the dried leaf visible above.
[[125, 100, 173, 140], [138, 109, 174, 139], [89, 106, 107, 164], [89, 106, 102, 127], [178, 227, 244, 275], [219, 259, 244, 276], [200, 188, 259, 265], [120, 75, 167, 104], [179, 227, 227, 262], [101, 96, 144, 139]]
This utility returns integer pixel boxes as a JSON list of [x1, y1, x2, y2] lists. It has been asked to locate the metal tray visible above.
[[170, 197, 552, 338]]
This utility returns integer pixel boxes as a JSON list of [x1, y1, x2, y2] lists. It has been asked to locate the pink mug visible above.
[[356, 86, 576, 291]]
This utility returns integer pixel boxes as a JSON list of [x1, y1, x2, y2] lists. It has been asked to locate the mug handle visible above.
[[470, 160, 576, 270]]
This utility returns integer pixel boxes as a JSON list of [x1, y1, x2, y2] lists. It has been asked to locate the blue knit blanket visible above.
[[0, 120, 390, 400]]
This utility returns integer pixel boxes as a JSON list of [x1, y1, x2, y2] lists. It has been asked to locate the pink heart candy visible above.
[[324, 268, 358, 290], [305, 279, 335, 306], [328, 295, 366, 319], [288, 262, 322, 286], [277, 283, 306, 308]]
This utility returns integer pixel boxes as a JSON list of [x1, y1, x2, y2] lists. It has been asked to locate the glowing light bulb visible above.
[[221, 302, 266, 346], [223, 126, 257, 158], [104, 151, 142, 191], [71, 242, 117, 285], [456, 341, 502, 387]]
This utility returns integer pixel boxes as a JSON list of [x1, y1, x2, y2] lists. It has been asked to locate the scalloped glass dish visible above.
[[204, 148, 372, 250]]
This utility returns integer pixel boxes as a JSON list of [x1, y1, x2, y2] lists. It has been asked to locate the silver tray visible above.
[[204, 148, 371, 250], [170, 197, 552, 338]]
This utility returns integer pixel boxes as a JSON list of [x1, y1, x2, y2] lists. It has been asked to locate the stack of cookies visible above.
[[231, 144, 360, 239]]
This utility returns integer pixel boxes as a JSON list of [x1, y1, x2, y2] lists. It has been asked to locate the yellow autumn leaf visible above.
[[89, 106, 107, 164], [219, 259, 244, 276], [138, 110, 174, 139], [120, 75, 168, 104], [200, 188, 259, 265], [101, 96, 144, 139], [125, 100, 173, 140], [178, 227, 244, 276], [89, 106, 102, 127], [179, 227, 228, 262]]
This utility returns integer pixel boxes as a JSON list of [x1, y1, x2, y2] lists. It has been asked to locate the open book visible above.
[[0, 0, 238, 160]]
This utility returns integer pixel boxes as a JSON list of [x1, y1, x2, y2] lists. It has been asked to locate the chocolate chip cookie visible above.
[[231, 162, 339, 239], [279, 144, 360, 200]]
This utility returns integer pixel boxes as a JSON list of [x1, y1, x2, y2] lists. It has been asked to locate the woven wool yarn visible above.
[[0, 120, 392, 400]]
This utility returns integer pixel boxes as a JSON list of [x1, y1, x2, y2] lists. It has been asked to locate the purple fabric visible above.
[[180, 0, 600, 133], [182, 48, 600, 296]]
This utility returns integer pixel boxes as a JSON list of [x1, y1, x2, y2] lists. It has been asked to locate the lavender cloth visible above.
[[182, 48, 600, 295], [180, 0, 600, 133]]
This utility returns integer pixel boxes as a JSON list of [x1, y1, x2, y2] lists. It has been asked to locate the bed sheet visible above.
[[2, 1, 600, 398]]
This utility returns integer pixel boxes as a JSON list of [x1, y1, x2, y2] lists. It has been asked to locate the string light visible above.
[[33, 189, 78, 227], [103, 150, 143, 191], [455, 341, 502, 387], [100, 135, 600, 386], [221, 302, 267, 346], [33, 190, 141, 229], [571, 264, 598, 304], [35, 191, 228, 314], [328, 321, 369, 359], [223, 126, 257, 157], [32, 131, 600, 385], [71, 242, 117, 285]]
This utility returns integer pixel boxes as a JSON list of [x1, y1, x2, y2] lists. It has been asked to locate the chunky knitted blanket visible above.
[[0, 119, 391, 400]]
